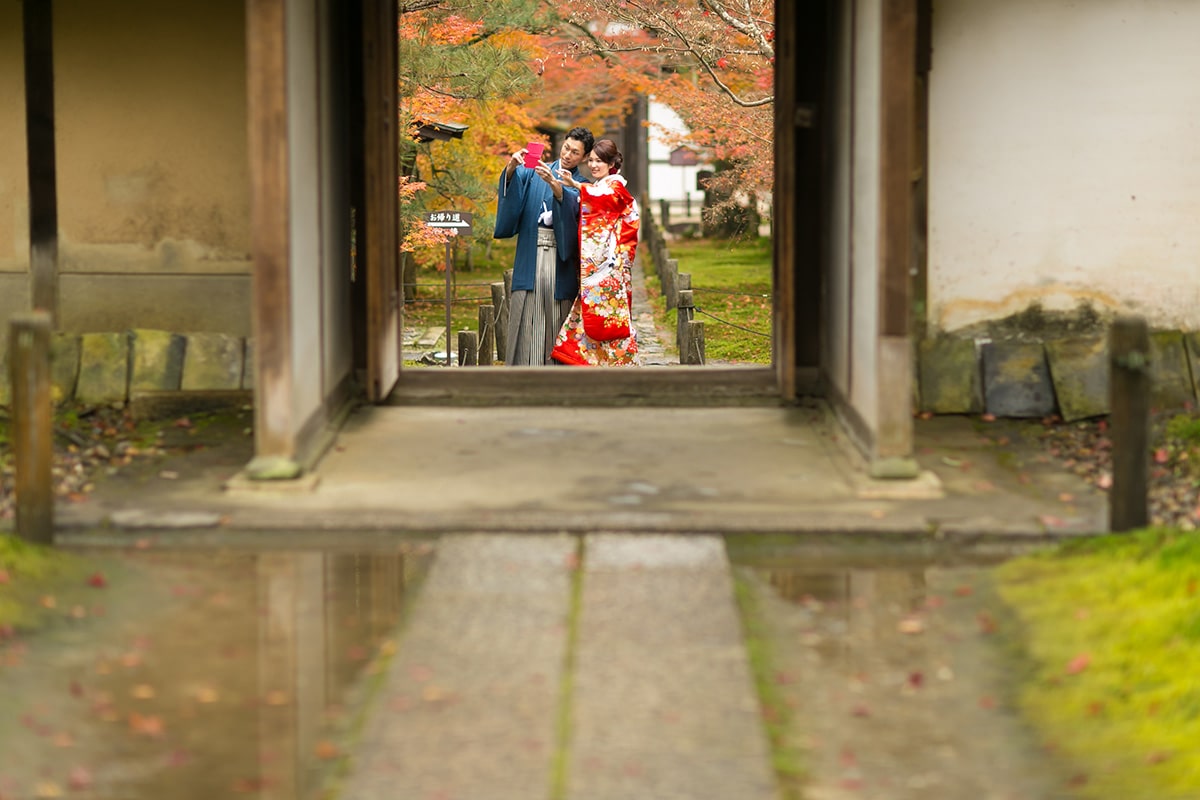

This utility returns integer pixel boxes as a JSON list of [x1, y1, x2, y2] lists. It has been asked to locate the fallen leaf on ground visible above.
[[1066, 653, 1091, 675], [314, 741, 340, 760], [897, 617, 925, 634], [128, 712, 165, 737], [67, 767, 92, 790]]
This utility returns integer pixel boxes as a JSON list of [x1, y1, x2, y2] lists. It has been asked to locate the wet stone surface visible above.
[[734, 553, 1075, 799], [0, 543, 432, 800]]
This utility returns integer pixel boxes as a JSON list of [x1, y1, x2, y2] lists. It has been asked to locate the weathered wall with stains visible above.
[[1, 0, 252, 344], [928, 0, 1200, 335], [0, 4, 31, 331]]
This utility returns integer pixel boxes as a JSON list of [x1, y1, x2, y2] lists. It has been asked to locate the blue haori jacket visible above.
[[494, 159, 587, 301]]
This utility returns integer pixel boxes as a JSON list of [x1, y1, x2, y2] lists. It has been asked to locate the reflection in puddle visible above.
[[739, 559, 1077, 799], [0, 547, 432, 800]]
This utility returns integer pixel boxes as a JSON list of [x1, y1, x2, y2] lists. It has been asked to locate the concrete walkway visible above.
[[340, 534, 775, 800]]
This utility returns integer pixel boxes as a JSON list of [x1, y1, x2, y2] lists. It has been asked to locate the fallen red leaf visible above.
[[0, 569, 10, 584], [87, 573, 107, 588], [907, 671, 924, 689], [1154, 448, 1169, 464], [1066, 653, 1091, 675], [67, 767, 93, 790], [977, 611, 997, 634]]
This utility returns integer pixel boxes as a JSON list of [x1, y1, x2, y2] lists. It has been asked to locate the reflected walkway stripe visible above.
[[568, 534, 778, 799], [341, 534, 575, 800]]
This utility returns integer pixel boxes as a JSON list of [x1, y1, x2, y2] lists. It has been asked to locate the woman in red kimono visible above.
[[551, 139, 641, 367]]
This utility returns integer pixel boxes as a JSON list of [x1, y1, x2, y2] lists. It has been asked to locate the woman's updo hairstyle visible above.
[[592, 138, 623, 174]]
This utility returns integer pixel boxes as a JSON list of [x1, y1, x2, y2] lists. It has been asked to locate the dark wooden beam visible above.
[[362, 0, 400, 401], [246, 0, 293, 458], [878, 0, 917, 337], [23, 0, 59, 322], [874, 0, 919, 467], [773, 0, 797, 399]]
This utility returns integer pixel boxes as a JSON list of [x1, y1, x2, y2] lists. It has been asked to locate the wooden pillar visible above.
[[23, 0, 59, 322], [1109, 316, 1149, 532], [773, 0, 798, 399], [362, 0, 401, 400], [9, 312, 54, 544], [247, 0, 294, 461], [873, 0, 918, 471]]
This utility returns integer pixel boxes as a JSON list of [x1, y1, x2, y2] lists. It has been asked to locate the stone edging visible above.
[[1, 329, 253, 408], [918, 331, 1200, 421]]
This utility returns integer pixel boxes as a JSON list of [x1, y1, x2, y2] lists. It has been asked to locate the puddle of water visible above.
[[733, 549, 1079, 799], [0, 544, 433, 800]]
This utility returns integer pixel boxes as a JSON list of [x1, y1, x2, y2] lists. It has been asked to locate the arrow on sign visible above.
[[423, 211, 473, 233]]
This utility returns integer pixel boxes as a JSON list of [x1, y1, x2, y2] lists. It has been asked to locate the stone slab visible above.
[[181, 332, 245, 391], [50, 333, 81, 405], [569, 534, 777, 800], [981, 341, 1056, 418], [130, 329, 186, 392], [1186, 331, 1200, 405], [1149, 330, 1196, 411], [76, 332, 129, 406], [918, 337, 982, 414], [1044, 335, 1108, 422], [339, 534, 574, 800]]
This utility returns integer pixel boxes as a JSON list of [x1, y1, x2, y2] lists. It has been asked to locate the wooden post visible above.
[[685, 320, 706, 365], [1109, 315, 1150, 532], [478, 305, 495, 367], [660, 199, 670, 230], [457, 331, 477, 366], [664, 259, 679, 311], [9, 312, 54, 544], [676, 288, 695, 359], [490, 282, 507, 360], [23, 0, 59, 323]]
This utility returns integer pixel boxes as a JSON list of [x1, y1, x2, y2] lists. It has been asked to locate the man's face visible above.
[[559, 138, 586, 170]]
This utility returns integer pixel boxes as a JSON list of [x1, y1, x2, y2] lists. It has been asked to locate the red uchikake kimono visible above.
[[551, 175, 641, 366]]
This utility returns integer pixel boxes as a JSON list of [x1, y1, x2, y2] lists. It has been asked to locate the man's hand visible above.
[[534, 162, 564, 201], [504, 148, 527, 181]]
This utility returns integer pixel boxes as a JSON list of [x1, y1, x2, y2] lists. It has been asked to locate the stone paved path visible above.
[[339, 534, 777, 800]]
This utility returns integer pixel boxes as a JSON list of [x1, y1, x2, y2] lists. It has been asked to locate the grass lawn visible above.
[[997, 526, 1200, 797], [650, 235, 772, 364]]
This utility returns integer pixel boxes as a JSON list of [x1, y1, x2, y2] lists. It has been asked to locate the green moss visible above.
[[1165, 414, 1200, 446], [733, 572, 806, 799], [997, 528, 1200, 798], [0, 535, 79, 629]]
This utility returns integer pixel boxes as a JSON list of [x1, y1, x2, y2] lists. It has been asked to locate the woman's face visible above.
[[586, 152, 611, 179]]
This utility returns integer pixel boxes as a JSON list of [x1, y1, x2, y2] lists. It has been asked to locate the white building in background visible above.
[[646, 99, 708, 205]]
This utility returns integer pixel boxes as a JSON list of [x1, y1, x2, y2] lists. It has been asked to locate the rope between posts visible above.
[[692, 287, 770, 298], [693, 307, 770, 339]]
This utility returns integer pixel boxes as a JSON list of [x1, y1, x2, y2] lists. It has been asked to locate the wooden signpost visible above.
[[423, 212, 473, 366]]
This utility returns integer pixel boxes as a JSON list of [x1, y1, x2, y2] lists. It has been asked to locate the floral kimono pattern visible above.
[[551, 175, 640, 366]]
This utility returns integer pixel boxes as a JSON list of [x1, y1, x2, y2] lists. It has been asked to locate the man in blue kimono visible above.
[[494, 126, 594, 365]]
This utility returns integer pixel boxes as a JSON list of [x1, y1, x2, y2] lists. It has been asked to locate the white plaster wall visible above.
[[646, 99, 705, 202], [849, 0, 881, 428], [928, 0, 1200, 333], [288, 0, 324, 430], [825, 0, 883, 435]]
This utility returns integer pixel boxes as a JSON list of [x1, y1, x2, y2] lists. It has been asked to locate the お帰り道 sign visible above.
[[423, 211, 473, 234]]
